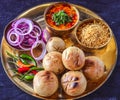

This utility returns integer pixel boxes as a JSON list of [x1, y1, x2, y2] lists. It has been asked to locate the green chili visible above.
[[20, 54, 37, 66], [6, 51, 18, 61], [24, 75, 34, 80], [13, 70, 34, 82], [20, 67, 44, 79], [20, 58, 29, 65], [12, 70, 25, 79]]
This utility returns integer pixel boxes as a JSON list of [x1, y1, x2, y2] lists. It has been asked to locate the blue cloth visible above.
[[0, 0, 120, 100]]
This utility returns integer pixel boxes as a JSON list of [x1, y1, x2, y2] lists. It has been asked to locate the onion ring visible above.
[[29, 25, 42, 38], [7, 28, 24, 46], [31, 40, 46, 61], [19, 37, 36, 51], [6, 18, 44, 52], [14, 18, 33, 35], [42, 29, 50, 43]]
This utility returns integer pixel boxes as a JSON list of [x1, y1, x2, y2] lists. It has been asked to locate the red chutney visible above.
[[46, 3, 78, 30]]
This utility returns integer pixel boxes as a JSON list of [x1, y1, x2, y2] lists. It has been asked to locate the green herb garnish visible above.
[[52, 10, 72, 25]]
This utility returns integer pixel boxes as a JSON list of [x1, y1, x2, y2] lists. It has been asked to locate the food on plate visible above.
[[62, 46, 85, 70], [83, 56, 105, 80], [4, 18, 43, 50], [3, 2, 114, 99], [43, 51, 65, 74], [31, 40, 46, 61], [6, 52, 44, 82], [42, 29, 51, 43], [44, 2, 79, 30], [46, 37, 66, 53], [76, 18, 111, 49], [61, 71, 87, 96], [33, 70, 58, 97], [4, 18, 47, 61], [44, 2, 79, 36]]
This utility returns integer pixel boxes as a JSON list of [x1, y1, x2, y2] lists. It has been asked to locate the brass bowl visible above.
[[75, 18, 112, 51], [3, 18, 41, 52], [44, 2, 80, 36]]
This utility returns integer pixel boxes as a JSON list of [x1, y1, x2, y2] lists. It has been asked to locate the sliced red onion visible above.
[[6, 18, 44, 51], [6, 28, 24, 46], [29, 25, 42, 38], [19, 36, 36, 50], [8, 30, 19, 44], [42, 29, 50, 43], [11, 20, 17, 27], [14, 18, 33, 36], [31, 40, 46, 61], [19, 44, 32, 51]]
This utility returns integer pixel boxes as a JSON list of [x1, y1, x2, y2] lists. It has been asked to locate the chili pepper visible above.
[[12, 70, 24, 78], [20, 67, 44, 79], [20, 54, 37, 66], [31, 70, 38, 75], [18, 67, 30, 73], [12, 70, 33, 82], [6, 52, 37, 67], [24, 75, 34, 80], [30, 67, 44, 71], [20, 58, 29, 65], [6, 51, 18, 61], [16, 60, 34, 68]]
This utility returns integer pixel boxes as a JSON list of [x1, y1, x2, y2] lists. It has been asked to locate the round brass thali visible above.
[[1, 2, 118, 99]]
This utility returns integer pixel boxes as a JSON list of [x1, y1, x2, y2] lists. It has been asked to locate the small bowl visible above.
[[44, 2, 80, 36], [75, 18, 112, 51], [4, 18, 42, 52]]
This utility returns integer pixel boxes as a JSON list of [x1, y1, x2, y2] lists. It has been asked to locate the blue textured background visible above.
[[0, 0, 120, 100]]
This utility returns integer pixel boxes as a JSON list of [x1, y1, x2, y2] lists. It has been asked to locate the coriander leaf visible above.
[[52, 10, 72, 25]]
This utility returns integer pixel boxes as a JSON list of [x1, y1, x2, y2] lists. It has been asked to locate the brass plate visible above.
[[0, 2, 118, 99]]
